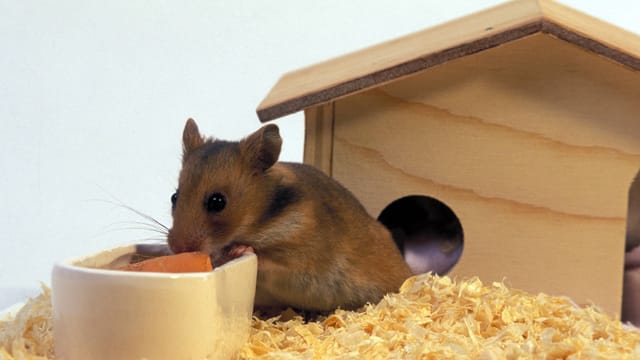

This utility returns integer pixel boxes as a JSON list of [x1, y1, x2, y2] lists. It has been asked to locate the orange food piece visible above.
[[121, 252, 214, 273]]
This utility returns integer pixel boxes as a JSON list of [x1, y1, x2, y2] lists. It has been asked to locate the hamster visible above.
[[167, 119, 412, 311], [379, 195, 464, 276], [395, 230, 463, 276]]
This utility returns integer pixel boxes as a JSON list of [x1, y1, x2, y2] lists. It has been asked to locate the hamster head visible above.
[[167, 118, 282, 263]]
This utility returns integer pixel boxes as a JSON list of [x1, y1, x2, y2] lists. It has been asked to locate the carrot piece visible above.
[[121, 252, 213, 273]]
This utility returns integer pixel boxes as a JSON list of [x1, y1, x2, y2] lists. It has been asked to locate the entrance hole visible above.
[[378, 195, 464, 275], [622, 169, 640, 325], [626, 170, 640, 252]]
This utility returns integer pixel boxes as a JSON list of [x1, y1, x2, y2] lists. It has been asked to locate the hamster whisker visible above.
[[92, 226, 168, 247], [108, 226, 168, 236], [97, 226, 163, 239], [107, 220, 169, 235], [116, 204, 170, 232], [130, 236, 168, 243], [91, 198, 170, 232]]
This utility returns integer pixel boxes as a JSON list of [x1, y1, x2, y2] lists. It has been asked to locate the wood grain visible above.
[[540, 0, 640, 64], [329, 33, 640, 315], [334, 139, 626, 314], [303, 104, 334, 175], [257, 0, 640, 122]]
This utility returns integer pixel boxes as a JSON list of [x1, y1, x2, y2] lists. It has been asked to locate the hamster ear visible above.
[[182, 118, 205, 157], [240, 124, 282, 172]]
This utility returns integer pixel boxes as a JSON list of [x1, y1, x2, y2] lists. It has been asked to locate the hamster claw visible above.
[[214, 243, 255, 267], [228, 244, 255, 257]]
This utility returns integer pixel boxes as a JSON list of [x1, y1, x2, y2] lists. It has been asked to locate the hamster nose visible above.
[[167, 230, 200, 253], [169, 240, 199, 254]]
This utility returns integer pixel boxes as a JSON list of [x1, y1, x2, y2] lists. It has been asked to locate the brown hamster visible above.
[[167, 118, 412, 311]]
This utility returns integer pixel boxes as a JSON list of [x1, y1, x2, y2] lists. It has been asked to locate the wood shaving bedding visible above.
[[1, 274, 639, 359], [0, 285, 53, 360]]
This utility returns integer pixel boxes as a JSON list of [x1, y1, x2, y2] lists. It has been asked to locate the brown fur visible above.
[[168, 119, 412, 311]]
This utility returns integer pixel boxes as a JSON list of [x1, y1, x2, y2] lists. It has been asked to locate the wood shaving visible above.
[[1, 274, 639, 359], [0, 285, 53, 360], [240, 274, 640, 359]]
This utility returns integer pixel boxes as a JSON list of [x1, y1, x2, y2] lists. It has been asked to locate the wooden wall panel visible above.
[[331, 33, 640, 315], [303, 103, 334, 176], [333, 138, 625, 314]]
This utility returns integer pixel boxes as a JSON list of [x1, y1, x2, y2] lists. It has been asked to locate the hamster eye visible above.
[[205, 192, 226, 213], [171, 191, 179, 210]]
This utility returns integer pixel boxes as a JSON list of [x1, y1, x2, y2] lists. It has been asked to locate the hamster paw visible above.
[[227, 244, 255, 258]]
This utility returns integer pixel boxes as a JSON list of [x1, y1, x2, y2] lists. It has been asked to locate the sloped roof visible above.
[[257, 0, 640, 122]]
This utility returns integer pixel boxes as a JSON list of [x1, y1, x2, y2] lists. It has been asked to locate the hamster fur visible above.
[[167, 119, 412, 311]]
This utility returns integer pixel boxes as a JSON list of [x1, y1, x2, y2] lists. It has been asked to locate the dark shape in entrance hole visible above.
[[378, 195, 464, 275]]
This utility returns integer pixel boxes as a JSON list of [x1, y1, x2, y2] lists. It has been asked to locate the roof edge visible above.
[[257, 0, 640, 123], [541, 20, 640, 72], [257, 21, 543, 122]]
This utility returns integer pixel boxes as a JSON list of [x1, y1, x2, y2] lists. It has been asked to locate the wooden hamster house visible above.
[[257, 0, 640, 315]]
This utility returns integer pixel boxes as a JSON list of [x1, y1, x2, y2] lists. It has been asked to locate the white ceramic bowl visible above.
[[51, 244, 257, 360]]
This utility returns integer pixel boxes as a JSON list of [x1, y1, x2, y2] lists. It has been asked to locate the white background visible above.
[[1, 0, 639, 309]]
